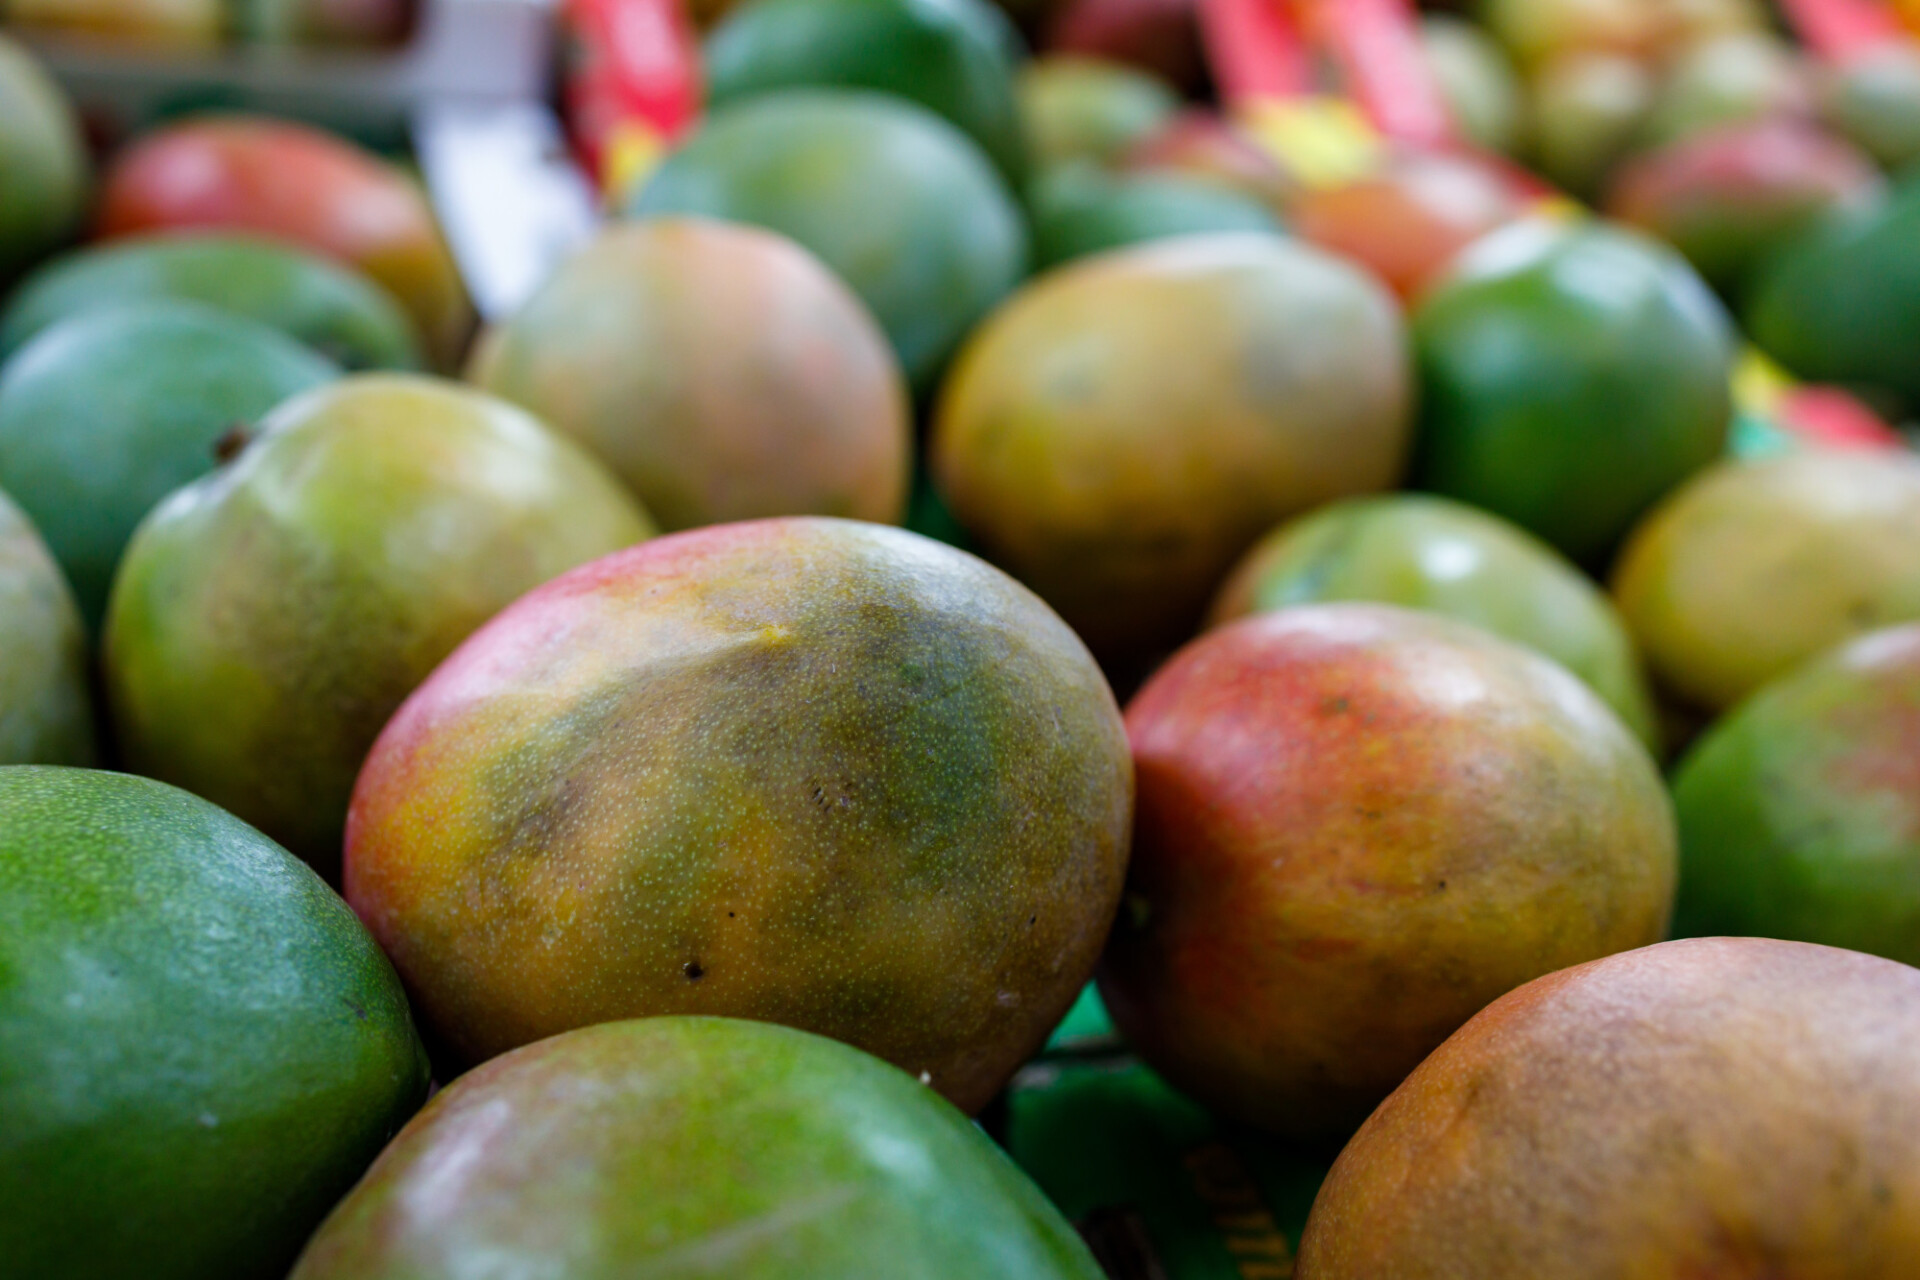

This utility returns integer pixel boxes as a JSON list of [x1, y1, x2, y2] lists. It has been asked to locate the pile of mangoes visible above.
[[5, 0, 1920, 1275]]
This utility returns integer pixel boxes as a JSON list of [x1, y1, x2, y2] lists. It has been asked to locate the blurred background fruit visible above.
[[630, 90, 1028, 392], [933, 233, 1411, 679], [1019, 55, 1180, 170], [1412, 220, 1734, 567], [1606, 119, 1883, 299], [0, 492, 94, 766], [95, 117, 473, 369], [1821, 40, 1920, 173], [345, 518, 1132, 1112], [0, 300, 339, 630], [0, 34, 89, 286], [0, 234, 425, 371], [1289, 149, 1531, 303], [703, 0, 1030, 184], [1612, 451, 1920, 715], [1527, 51, 1657, 197], [1046, 0, 1203, 95], [291, 1019, 1105, 1280], [468, 220, 910, 531], [104, 374, 654, 880], [0, 767, 428, 1280], [1672, 623, 1920, 966], [1208, 494, 1660, 750], [1103, 605, 1674, 1141], [1121, 110, 1298, 209], [1422, 13, 1528, 157], [1026, 163, 1282, 271], [7, 0, 220, 49], [1744, 169, 1920, 415], [1297, 938, 1920, 1278]]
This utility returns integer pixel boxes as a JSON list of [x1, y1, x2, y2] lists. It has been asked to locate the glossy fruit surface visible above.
[[1613, 451, 1920, 714], [1672, 623, 1920, 964], [1102, 604, 1674, 1139], [469, 220, 909, 531], [933, 233, 1411, 675], [291, 1018, 1105, 1280], [1413, 219, 1734, 566], [631, 90, 1027, 390], [345, 518, 1133, 1113], [1208, 494, 1659, 749], [0, 34, 88, 284], [96, 116, 471, 368], [1, 233, 423, 369], [0, 489, 94, 765], [0, 301, 339, 629], [105, 374, 653, 879], [704, 0, 1029, 183], [1297, 938, 1920, 1279], [0, 766, 428, 1280]]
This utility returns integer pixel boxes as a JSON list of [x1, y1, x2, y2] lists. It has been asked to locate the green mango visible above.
[[1412, 220, 1735, 567], [0, 301, 339, 630], [0, 488, 94, 765], [1019, 55, 1180, 171], [0, 34, 88, 283], [1027, 165, 1283, 271], [103, 374, 655, 880], [1209, 494, 1660, 751], [0, 766, 428, 1280], [630, 90, 1028, 392], [291, 1018, 1104, 1279], [1744, 172, 1920, 413], [705, 0, 1029, 184], [1672, 623, 1920, 966], [1, 234, 424, 370], [1822, 42, 1920, 174]]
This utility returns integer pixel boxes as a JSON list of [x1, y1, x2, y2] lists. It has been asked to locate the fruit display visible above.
[[6, 3, 1920, 1276]]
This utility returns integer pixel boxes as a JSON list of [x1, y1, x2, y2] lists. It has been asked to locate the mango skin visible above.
[[0, 300, 340, 631], [1026, 165, 1282, 272], [0, 488, 94, 765], [1, 233, 424, 370], [932, 233, 1412, 677], [1208, 494, 1660, 751], [1019, 55, 1179, 171], [1745, 170, 1920, 412], [1412, 219, 1735, 567], [1100, 604, 1675, 1141], [96, 116, 472, 369], [1672, 624, 1920, 964], [1296, 938, 1920, 1279], [345, 518, 1133, 1114], [629, 90, 1028, 392], [291, 1018, 1105, 1280], [704, 0, 1030, 185], [1612, 451, 1920, 715], [1607, 120, 1883, 299], [0, 767, 429, 1280], [0, 34, 89, 284], [104, 374, 654, 881], [468, 220, 911, 532]]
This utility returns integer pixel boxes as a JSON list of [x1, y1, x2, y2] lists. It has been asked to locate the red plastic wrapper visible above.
[[560, 0, 703, 201]]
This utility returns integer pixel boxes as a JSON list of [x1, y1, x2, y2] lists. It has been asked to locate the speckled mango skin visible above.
[[291, 1018, 1104, 1280], [0, 488, 94, 765], [345, 517, 1133, 1113], [1296, 939, 1920, 1279], [468, 220, 911, 532], [932, 234, 1412, 679], [1612, 451, 1920, 715], [1208, 494, 1661, 751], [104, 374, 654, 880], [1100, 604, 1675, 1140], [1672, 624, 1920, 965]]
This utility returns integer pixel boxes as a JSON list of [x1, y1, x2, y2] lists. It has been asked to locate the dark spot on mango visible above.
[[212, 422, 255, 464], [683, 961, 705, 981]]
